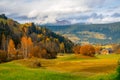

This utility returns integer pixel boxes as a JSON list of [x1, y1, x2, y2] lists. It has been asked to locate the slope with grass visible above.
[[0, 61, 85, 80], [0, 54, 120, 80]]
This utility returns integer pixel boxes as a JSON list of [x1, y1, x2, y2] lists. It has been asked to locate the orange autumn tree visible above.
[[21, 36, 33, 58], [8, 39, 16, 58], [73, 45, 81, 55], [21, 36, 28, 58], [80, 44, 95, 57]]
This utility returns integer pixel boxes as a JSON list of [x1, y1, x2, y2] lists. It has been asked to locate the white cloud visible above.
[[86, 16, 120, 24], [0, 0, 120, 24], [28, 10, 38, 18]]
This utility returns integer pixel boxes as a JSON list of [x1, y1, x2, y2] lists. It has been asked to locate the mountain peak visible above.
[[0, 14, 8, 19]]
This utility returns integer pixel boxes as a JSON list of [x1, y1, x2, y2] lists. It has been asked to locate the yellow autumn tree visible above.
[[27, 37, 33, 57], [8, 39, 16, 58]]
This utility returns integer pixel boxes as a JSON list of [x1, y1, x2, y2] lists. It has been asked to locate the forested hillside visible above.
[[0, 14, 73, 61]]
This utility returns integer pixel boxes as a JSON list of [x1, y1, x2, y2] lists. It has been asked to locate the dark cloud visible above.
[[90, 13, 103, 19], [111, 13, 120, 17]]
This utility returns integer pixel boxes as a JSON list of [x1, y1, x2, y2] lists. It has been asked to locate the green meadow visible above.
[[0, 54, 120, 80]]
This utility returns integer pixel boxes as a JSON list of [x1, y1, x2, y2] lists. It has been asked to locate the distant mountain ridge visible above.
[[41, 22, 120, 44]]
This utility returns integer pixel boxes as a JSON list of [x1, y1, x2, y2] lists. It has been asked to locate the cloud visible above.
[[0, 0, 120, 24], [111, 13, 120, 17]]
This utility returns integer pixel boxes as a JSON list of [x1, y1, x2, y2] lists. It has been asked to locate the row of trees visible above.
[[0, 14, 73, 62], [2, 35, 33, 60], [112, 44, 120, 54], [0, 33, 66, 62], [73, 44, 120, 57]]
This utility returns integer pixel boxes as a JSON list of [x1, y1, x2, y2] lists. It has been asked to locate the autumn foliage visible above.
[[21, 36, 33, 58], [0, 50, 7, 62], [8, 39, 16, 55], [0, 15, 73, 62], [20, 36, 58, 59], [73, 45, 81, 55], [112, 44, 120, 54], [30, 46, 47, 58], [80, 45, 95, 57], [94, 46, 102, 54], [73, 44, 95, 57]]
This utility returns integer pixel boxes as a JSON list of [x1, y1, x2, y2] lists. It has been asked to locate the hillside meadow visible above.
[[0, 54, 120, 80]]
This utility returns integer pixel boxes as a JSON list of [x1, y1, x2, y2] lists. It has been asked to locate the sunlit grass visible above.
[[96, 54, 120, 59], [0, 54, 120, 80], [57, 54, 97, 61], [0, 62, 85, 80]]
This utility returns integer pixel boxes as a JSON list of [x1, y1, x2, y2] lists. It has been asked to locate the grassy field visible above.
[[0, 54, 120, 80]]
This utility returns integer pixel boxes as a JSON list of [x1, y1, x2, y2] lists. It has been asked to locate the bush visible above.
[[94, 46, 102, 54], [30, 46, 57, 59], [112, 44, 120, 54], [116, 49, 120, 54], [30, 46, 41, 58], [115, 60, 120, 80], [43, 52, 57, 59], [80, 44, 95, 57], [73, 45, 81, 55], [20, 58, 41, 68], [29, 59, 41, 68], [0, 50, 7, 63], [15, 50, 24, 59]]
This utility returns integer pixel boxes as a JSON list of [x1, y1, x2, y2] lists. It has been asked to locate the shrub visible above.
[[73, 45, 81, 55], [43, 52, 57, 59], [112, 44, 120, 54], [20, 58, 41, 68], [30, 46, 41, 58], [0, 50, 7, 63], [116, 48, 120, 54], [115, 60, 120, 80], [15, 50, 24, 59], [80, 44, 95, 57], [40, 49, 57, 59], [30, 46, 57, 59], [29, 59, 41, 68], [94, 46, 102, 54]]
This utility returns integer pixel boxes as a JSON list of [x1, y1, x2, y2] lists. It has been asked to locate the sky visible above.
[[0, 0, 120, 24]]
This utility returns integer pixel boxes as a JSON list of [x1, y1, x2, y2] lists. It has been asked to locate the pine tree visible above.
[[60, 42, 65, 53], [1, 33, 6, 51]]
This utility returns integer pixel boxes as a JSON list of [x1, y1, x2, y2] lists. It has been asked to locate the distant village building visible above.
[[101, 48, 113, 55], [101, 49, 109, 55]]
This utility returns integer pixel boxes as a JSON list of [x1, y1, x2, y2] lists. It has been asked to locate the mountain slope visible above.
[[0, 14, 73, 53], [42, 22, 120, 44]]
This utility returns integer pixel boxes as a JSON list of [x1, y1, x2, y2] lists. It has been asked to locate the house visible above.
[[101, 48, 113, 55]]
